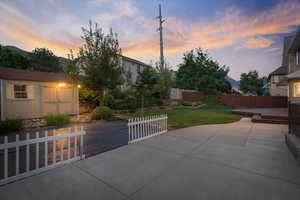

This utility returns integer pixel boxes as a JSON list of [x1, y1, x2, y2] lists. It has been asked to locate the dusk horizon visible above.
[[1, 0, 300, 79]]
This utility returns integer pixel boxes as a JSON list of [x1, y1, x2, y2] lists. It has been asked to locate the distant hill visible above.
[[2, 45, 31, 56], [226, 76, 240, 87], [2, 45, 69, 64]]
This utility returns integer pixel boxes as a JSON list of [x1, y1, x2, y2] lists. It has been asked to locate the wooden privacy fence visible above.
[[128, 114, 168, 143], [178, 89, 288, 108], [0, 127, 85, 185]]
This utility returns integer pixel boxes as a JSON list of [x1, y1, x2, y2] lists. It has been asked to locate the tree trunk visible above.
[[141, 95, 144, 113]]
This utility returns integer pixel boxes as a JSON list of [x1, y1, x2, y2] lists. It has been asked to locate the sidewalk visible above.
[[0, 119, 299, 200]]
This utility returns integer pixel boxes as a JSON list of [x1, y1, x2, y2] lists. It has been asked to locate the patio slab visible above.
[[0, 119, 299, 200], [131, 156, 300, 200], [74, 143, 183, 195], [0, 164, 125, 200]]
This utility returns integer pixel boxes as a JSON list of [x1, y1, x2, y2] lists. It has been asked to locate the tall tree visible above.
[[31, 48, 62, 72], [176, 48, 229, 93], [135, 67, 158, 111], [239, 70, 264, 96], [155, 61, 174, 100], [0, 45, 32, 69], [79, 21, 123, 99], [64, 50, 81, 81]]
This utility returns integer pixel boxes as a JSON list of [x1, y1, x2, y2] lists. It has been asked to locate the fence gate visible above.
[[128, 114, 168, 143], [0, 126, 85, 185]]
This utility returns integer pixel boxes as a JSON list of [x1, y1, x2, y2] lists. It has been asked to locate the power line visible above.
[[157, 3, 165, 69]]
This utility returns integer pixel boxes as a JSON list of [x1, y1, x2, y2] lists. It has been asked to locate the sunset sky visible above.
[[1, 0, 300, 79]]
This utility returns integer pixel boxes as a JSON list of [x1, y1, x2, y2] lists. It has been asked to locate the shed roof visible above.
[[0, 67, 75, 83]]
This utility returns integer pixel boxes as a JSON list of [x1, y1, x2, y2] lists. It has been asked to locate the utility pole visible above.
[[157, 4, 165, 69]]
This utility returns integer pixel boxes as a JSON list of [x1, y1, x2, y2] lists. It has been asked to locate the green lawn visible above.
[[124, 105, 242, 129]]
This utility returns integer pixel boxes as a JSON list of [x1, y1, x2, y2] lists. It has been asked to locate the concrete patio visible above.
[[0, 118, 300, 200]]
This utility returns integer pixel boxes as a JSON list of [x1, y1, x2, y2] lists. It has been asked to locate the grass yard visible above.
[[124, 105, 242, 129]]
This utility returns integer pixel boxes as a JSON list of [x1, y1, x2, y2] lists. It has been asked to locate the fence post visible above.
[[16, 135, 19, 175], [26, 133, 30, 172], [53, 130, 56, 164], [36, 132, 39, 169], [45, 131, 48, 167], [4, 136, 8, 179], [80, 126, 84, 159]]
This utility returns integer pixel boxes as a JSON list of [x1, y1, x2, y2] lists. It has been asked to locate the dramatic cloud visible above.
[[243, 37, 274, 49], [123, 0, 300, 58], [1, 0, 300, 78]]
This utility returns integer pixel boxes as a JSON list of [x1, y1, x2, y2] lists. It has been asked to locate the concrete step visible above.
[[261, 115, 288, 120], [251, 115, 288, 124]]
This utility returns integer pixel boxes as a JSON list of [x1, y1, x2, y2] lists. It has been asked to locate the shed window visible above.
[[294, 82, 300, 97], [14, 85, 27, 99]]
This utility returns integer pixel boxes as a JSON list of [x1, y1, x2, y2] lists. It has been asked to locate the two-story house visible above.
[[285, 29, 300, 104], [121, 55, 152, 84], [267, 36, 293, 96]]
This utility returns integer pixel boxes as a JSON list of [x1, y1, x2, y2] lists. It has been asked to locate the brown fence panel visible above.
[[209, 95, 288, 108], [181, 91, 287, 108], [182, 91, 204, 102]]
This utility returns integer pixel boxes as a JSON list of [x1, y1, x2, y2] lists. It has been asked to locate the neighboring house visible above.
[[268, 66, 288, 96], [121, 55, 152, 84], [0, 68, 79, 120], [284, 29, 300, 104], [266, 35, 293, 96]]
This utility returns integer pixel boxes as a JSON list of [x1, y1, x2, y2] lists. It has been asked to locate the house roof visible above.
[[0, 67, 75, 83], [121, 55, 152, 68], [282, 36, 294, 66], [288, 28, 300, 53], [270, 66, 287, 76], [286, 70, 300, 80]]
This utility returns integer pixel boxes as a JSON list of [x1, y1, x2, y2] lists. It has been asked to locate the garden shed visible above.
[[0, 67, 79, 120]]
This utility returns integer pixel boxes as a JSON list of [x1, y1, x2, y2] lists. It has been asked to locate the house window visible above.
[[294, 82, 300, 97], [14, 85, 27, 99], [137, 65, 141, 73], [273, 76, 279, 83], [296, 50, 300, 65]]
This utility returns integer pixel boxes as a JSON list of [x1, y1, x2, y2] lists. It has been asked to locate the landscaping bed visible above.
[[123, 105, 241, 129]]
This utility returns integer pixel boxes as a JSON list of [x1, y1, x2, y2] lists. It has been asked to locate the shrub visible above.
[[201, 96, 222, 105], [102, 94, 115, 108], [0, 119, 23, 134], [91, 106, 114, 120], [112, 99, 138, 110], [180, 101, 192, 106], [110, 88, 127, 99], [196, 100, 203, 106], [45, 114, 70, 126]]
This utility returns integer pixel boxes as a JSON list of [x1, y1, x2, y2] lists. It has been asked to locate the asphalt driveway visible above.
[[0, 120, 128, 179], [1, 119, 300, 200]]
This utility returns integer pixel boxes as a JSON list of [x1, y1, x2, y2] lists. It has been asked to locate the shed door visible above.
[[41, 86, 58, 115]]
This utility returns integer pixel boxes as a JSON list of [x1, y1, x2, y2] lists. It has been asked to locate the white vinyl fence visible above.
[[0, 126, 85, 185], [128, 114, 168, 143]]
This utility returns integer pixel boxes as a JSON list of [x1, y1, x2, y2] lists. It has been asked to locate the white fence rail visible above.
[[128, 114, 168, 143], [0, 126, 85, 185]]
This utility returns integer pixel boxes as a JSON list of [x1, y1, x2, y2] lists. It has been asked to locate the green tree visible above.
[[0, 45, 32, 69], [31, 48, 62, 72], [135, 67, 158, 111], [176, 48, 229, 93], [154, 61, 174, 100], [64, 50, 81, 81], [79, 21, 123, 100], [239, 70, 264, 96]]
